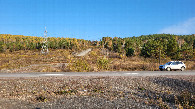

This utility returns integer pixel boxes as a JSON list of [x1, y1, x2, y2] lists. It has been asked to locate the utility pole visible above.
[[159, 38, 162, 65], [159, 49, 161, 65], [41, 27, 49, 55]]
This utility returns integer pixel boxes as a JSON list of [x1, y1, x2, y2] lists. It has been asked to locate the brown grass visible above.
[[0, 49, 194, 72]]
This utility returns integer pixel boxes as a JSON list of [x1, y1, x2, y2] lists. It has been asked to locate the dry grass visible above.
[[0, 49, 194, 72], [0, 49, 72, 72]]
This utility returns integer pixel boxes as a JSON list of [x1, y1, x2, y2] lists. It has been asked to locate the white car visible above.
[[159, 61, 186, 71]]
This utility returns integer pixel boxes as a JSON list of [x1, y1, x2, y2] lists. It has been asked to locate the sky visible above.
[[0, 0, 194, 41]]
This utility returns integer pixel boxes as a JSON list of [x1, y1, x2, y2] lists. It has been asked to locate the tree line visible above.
[[99, 34, 195, 60], [0, 34, 195, 60], [0, 34, 91, 52]]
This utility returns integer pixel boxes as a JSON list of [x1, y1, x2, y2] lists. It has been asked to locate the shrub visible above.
[[97, 57, 110, 70], [69, 59, 90, 72], [126, 47, 134, 57], [89, 51, 97, 57], [36, 95, 47, 102]]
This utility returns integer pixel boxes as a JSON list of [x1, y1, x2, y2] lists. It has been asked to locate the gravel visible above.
[[0, 76, 194, 109]]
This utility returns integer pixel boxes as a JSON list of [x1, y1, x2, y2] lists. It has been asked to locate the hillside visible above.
[[0, 34, 195, 72]]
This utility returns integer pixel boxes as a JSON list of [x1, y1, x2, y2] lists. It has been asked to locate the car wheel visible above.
[[166, 67, 171, 71], [181, 67, 185, 71]]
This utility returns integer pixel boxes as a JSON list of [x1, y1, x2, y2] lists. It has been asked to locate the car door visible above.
[[171, 62, 178, 69], [176, 62, 182, 69]]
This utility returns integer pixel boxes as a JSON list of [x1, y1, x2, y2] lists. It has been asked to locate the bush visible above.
[[69, 59, 90, 72], [36, 95, 47, 102], [97, 57, 110, 70], [126, 47, 134, 57]]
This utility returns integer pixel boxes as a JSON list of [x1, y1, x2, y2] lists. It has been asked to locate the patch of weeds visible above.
[[92, 88, 104, 93], [138, 87, 145, 91], [54, 89, 78, 95], [175, 91, 195, 108], [32, 91, 37, 94], [90, 51, 98, 57], [36, 95, 47, 102], [69, 59, 90, 72], [97, 57, 110, 70], [54, 90, 68, 95], [158, 98, 170, 109]]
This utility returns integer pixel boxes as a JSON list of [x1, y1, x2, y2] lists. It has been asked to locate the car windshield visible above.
[[177, 62, 183, 64], [165, 62, 172, 65]]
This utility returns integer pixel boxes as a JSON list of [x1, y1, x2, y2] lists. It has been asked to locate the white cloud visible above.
[[159, 17, 195, 35]]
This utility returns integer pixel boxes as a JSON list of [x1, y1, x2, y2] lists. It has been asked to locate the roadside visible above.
[[0, 76, 194, 109], [0, 49, 195, 73]]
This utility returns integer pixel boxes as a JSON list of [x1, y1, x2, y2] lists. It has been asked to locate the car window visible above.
[[166, 62, 172, 65], [172, 62, 178, 65], [176, 62, 180, 64], [179, 62, 183, 64], [176, 62, 183, 64]]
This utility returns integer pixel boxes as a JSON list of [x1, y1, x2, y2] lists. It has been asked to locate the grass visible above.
[[36, 95, 47, 102], [0, 48, 194, 72]]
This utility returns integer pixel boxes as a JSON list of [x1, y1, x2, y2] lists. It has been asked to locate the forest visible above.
[[0, 34, 195, 60]]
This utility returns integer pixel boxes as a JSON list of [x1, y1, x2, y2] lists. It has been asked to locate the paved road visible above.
[[0, 71, 194, 78]]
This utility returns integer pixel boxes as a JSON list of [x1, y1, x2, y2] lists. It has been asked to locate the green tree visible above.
[[141, 38, 167, 58], [36, 42, 42, 49], [126, 47, 134, 57], [101, 37, 113, 50], [166, 37, 179, 59], [180, 42, 193, 60], [112, 37, 123, 53], [0, 41, 4, 52]]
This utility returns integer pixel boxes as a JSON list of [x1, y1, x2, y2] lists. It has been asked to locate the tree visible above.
[[126, 47, 134, 57], [166, 36, 179, 59], [193, 40, 195, 49], [124, 38, 134, 50], [193, 40, 195, 59], [36, 42, 42, 49], [0, 41, 4, 52], [180, 42, 193, 60], [101, 37, 113, 50], [141, 38, 167, 59], [112, 37, 123, 53]]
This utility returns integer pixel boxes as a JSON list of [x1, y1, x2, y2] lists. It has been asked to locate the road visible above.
[[0, 71, 194, 78]]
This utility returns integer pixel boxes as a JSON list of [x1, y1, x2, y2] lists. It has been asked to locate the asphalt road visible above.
[[0, 71, 194, 78]]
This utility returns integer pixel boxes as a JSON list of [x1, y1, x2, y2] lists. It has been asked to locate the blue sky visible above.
[[0, 0, 194, 40]]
